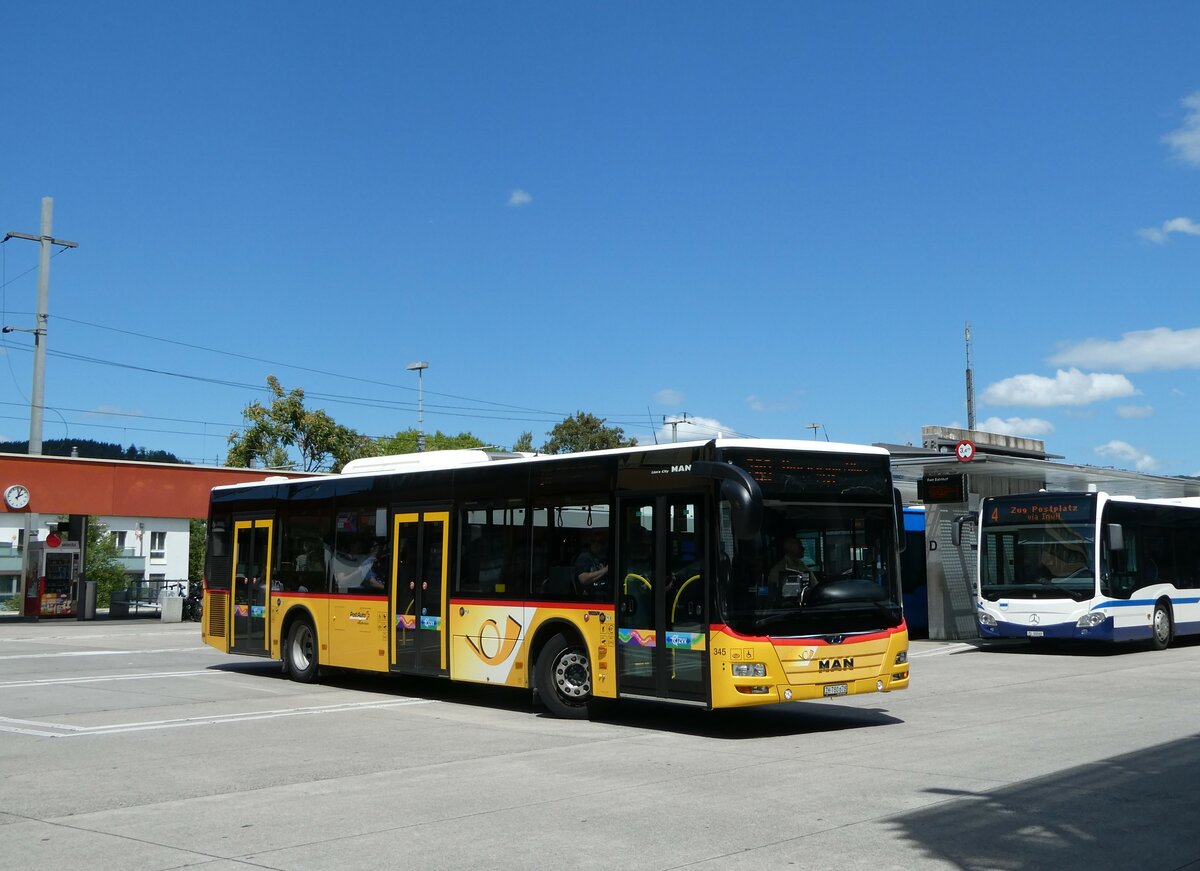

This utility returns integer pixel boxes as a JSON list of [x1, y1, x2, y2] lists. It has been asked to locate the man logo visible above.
[[466, 615, 523, 665], [818, 658, 854, 672], [671, 464, 692, 473]]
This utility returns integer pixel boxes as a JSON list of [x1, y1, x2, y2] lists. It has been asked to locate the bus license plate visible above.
[[823, 683, 848, 697], [1027, 630, 1044, 637]]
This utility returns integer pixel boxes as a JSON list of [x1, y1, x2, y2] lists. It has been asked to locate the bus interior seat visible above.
[[544, 565, 576, 596]]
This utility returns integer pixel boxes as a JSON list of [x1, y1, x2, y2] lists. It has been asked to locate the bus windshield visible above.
[[721, 501, 903, 637], [980, 523, 1096, 601]]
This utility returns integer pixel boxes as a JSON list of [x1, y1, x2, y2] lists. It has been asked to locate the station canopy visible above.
[[881, 426, 1200, 502]]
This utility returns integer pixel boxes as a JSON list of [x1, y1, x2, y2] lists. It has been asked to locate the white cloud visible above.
[[1049, 327, 1200, 372], [1164, 91, 1200, 166], [1095, 440, 1158, 472], [981, 368, 1138, 407], [655, 388, 684, 407], [1137, 216, 1200, 243], [507, 188, 532, 207], [977, 416, 1055, 437], [1116, 404, 1154, 419], [658, 415, 732, 443], [745, 394, 794, 413]]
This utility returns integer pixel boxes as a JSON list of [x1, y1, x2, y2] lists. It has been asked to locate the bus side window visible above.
[[532, 501, 611, 601]]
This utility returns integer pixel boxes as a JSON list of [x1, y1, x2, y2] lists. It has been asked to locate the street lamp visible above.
[[405, 361, 429, 452]]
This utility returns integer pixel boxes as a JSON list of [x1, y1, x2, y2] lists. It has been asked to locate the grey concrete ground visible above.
[[0, 618, 1197, 870]]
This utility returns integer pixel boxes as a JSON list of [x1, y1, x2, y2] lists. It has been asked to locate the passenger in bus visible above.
[[574, 532, 610, 595], [362, 542, 386, 591]]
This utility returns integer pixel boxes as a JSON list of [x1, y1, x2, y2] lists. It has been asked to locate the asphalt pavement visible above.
[[0, 617, 1197, 870]]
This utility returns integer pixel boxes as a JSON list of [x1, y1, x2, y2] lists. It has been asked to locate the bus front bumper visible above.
[[977, 613, 1117, 642]]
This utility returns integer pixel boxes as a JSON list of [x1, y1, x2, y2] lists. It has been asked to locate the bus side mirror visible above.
[[1108, 523, 1125, 552], [952, 513, 976, 548], [692, 461, 763, 540], [894, 489, 906, 553]]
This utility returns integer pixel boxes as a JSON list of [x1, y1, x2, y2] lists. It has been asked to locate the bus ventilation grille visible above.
[[207, 593, 228, 639]]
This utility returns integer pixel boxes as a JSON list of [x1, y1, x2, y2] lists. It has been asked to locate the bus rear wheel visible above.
[[285, 620, 320, 683], [536, 633, 592, 719], [1151, 600, 1173, 651]]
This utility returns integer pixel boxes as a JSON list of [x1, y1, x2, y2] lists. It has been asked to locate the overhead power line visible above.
[[48, 312, 566, 416]]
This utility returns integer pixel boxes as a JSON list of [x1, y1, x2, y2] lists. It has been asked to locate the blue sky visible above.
[[2, 3, 1199, 474]]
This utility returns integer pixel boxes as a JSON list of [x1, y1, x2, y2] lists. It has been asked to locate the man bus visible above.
[[202, 439, 910, 717]]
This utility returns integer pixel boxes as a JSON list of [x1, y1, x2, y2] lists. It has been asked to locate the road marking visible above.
[[0, 630, 193, 644], [908, 643, 976, 658], [0, 697, 436, 738], [0, 669, 237, 689], [0, 647, 208, 661]]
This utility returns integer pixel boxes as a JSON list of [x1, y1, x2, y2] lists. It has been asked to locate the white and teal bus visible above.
[[974, 491, 1200, 649]]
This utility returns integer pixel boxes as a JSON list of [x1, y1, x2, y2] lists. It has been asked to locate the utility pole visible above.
[[964, 322, 976, 432], [3, 197, 77, 622], [3, 197, 78, 456], [405, 361, 429, 451], [664, 413, 690, 443]]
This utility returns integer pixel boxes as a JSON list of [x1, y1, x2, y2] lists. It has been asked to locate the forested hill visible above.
[[0, 438, 186, 464]]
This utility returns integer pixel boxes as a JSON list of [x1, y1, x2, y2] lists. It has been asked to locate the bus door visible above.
[[230, 518, 274, 656], [615, 495, 708, 704], [392, 509, 450, 676]]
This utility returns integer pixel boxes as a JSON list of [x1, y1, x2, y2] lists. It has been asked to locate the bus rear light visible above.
[[1077, 612, 1106, 628], [732, 663, 766, 678]]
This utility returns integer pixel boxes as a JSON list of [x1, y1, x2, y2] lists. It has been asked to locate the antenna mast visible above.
[[965, 322, 976, 432]]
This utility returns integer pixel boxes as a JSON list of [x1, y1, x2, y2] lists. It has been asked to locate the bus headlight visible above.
[[895, 651, 908, 665], [978, 612, 997, 627], [732, 663, 766, 678], [1077, 612, 1106, 628]]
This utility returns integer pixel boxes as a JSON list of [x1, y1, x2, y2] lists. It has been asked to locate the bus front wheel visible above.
[[1151, 600, 1173, 651], [536, 633, 592, 719], [285, 620, 320, 683]]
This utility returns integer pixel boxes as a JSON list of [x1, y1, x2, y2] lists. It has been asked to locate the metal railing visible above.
[[109, 579, 192, 616]]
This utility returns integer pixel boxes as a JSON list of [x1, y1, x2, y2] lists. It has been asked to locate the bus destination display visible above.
[[726, 451, 889, 498], [987, 496, 1094, 525]]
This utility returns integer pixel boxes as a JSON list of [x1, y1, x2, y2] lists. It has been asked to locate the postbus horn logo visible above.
[[466, 615, 523, 665]]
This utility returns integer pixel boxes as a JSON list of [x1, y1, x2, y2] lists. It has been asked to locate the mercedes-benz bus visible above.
[[974, 491, 1200, 648]]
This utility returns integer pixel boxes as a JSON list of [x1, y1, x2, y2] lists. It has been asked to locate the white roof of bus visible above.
[[211, 438, 891, 493], [1104, 493, 1200, 509]]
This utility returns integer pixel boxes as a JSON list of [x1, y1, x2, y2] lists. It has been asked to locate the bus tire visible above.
[[285, 619, 320, 683], [536, 633, 592, 719], [1151, 600, 1173, 651]]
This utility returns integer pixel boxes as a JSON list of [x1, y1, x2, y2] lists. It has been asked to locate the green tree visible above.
[[371, 429, 488, 455], [85, 517, 129, 608], [226, 375, 368, 472], [188, 519, 206, 584], [542, 412, 637, 454], [512, 431, 535, 452]]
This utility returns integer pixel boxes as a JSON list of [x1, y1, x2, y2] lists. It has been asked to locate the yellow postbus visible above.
[[202, 439, 909, 717]]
